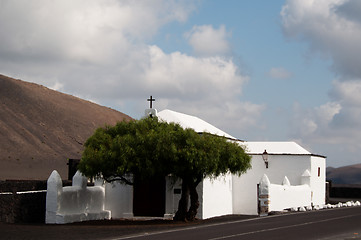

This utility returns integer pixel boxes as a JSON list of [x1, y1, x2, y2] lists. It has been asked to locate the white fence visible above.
[[46, 170, 110, 224], [259, 173, 312, 214]]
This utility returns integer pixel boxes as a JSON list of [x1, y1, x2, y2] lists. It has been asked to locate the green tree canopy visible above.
[[79, 117, 180, 183], [78, 117, 251, 221]]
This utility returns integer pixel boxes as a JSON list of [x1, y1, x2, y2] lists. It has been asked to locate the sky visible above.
[[1, 0, 361, 168]]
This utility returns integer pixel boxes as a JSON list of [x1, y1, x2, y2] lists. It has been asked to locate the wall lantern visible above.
[[262, 150, 269, 168]]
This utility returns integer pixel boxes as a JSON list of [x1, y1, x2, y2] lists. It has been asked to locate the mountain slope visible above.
[[0, 74, 132, 180], [327, 164, 361, 184]]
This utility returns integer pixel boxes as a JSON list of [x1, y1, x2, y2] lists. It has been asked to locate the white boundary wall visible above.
[[260, 174, 312, 212], [105, 181, 133, 218], [232, 154, 325, 215], [46, 170, 110, 224], [269, 184, 311, 211]]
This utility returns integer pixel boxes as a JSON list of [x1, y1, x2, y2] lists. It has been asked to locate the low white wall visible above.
[[233, 155, 312, 215], [105, 181, 133, 218], [268, 183, 311, 212], [46, 170, 111, 224]]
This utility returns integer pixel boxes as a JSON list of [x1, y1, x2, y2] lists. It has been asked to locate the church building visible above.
[[105, 108, 326, 219]]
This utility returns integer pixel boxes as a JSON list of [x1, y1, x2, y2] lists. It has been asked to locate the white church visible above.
[[46, 108, 326, 224]]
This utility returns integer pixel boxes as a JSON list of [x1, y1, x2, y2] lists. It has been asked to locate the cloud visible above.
[[290, 101, 341, 139], [0, 0, 195, 64], [281, 0, 361, 166], [281, 0, 361, 79], [334, 0, 361, 24], [0, 0, 264, 139], [329, 80, 361, 106], [328, 81, 361, 132], [289, 80, 361, 166], [185, 25, 231, 57], [268, 67, 292, 80], [49, 82, 64, 92], [140, 45, 264, 137]]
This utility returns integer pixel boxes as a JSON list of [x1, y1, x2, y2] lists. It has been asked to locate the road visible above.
[[1, 207, 361, 239], [111, 207, 361, 240]]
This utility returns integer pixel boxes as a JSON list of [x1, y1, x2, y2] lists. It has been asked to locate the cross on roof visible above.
[[147, 95, 155, 109]]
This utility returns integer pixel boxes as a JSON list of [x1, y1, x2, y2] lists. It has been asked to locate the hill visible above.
[[0, 74, 132, 180], [327, 164, 361, 184]]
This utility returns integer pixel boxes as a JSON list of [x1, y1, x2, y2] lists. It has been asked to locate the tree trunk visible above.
[[174, 178, 189, 221], [186, 181, 199, 221]]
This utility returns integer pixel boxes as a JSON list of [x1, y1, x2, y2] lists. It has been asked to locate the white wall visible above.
[[46, 170, 111, 224], [105, 181, 133, 218], [47, 153, 325, 221], [164, 175, 233, 220], [165, 177, 182, 217], [201, 174, 233, 219], [233, 155, 311, 215], [268, 183, 311, 211], [310, 156, 326, 206]]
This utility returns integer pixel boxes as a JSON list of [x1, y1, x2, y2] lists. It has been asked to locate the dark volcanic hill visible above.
[[0, 74, 132, 180], [327, 164, 361, 184]]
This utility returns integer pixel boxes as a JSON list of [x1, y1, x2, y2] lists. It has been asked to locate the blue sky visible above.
[[1, 0, 361, 167]]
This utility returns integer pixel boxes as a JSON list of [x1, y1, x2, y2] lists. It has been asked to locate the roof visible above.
[[154, 109, 325, 158], [157, 109, 237, 140], [243, 141, 311, 155]]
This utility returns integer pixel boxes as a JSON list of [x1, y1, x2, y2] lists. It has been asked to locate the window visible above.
[[318, 167, 321, 177]]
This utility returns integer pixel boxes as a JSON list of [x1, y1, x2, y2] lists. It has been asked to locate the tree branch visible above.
[[103, 175, 134, 185]]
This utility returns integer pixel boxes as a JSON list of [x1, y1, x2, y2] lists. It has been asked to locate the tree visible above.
[[78, 117, 177, 184], [78, 117, 251, 221], [168, 131, 252, 221]]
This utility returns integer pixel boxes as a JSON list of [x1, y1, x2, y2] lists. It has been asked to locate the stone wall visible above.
[[0, 180, 71, 223], [330, 184, 361, 199], [0, 191, 46, 223], [0, 180, 47, 192], [0, 180, 72, 192]]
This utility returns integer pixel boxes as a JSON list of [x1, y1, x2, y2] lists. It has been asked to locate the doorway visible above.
[[133, 175, 166, 217]]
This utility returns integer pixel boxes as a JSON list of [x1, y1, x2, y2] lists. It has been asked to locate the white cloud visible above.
[[141, 45, 263, 137], [268, 67, 292, 79], [281, 0, 361, 79], [0, 0, 264, 139], [330, 80, 361, 106], [185, 25, 231, 57], [49, 82, 64, 91], [281, 0, 361, 166], [144, 46, 244, 97], [289, 90, 361, 167], [0, 0, 195, 64], [290, 102, 341, 139]]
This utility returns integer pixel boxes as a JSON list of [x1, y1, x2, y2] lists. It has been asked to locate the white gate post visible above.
[[259, 174, 270, 216]]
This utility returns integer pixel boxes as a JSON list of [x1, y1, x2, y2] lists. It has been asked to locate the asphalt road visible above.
[[111, 207, 361, 240], [1, 207, 361, 240]]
